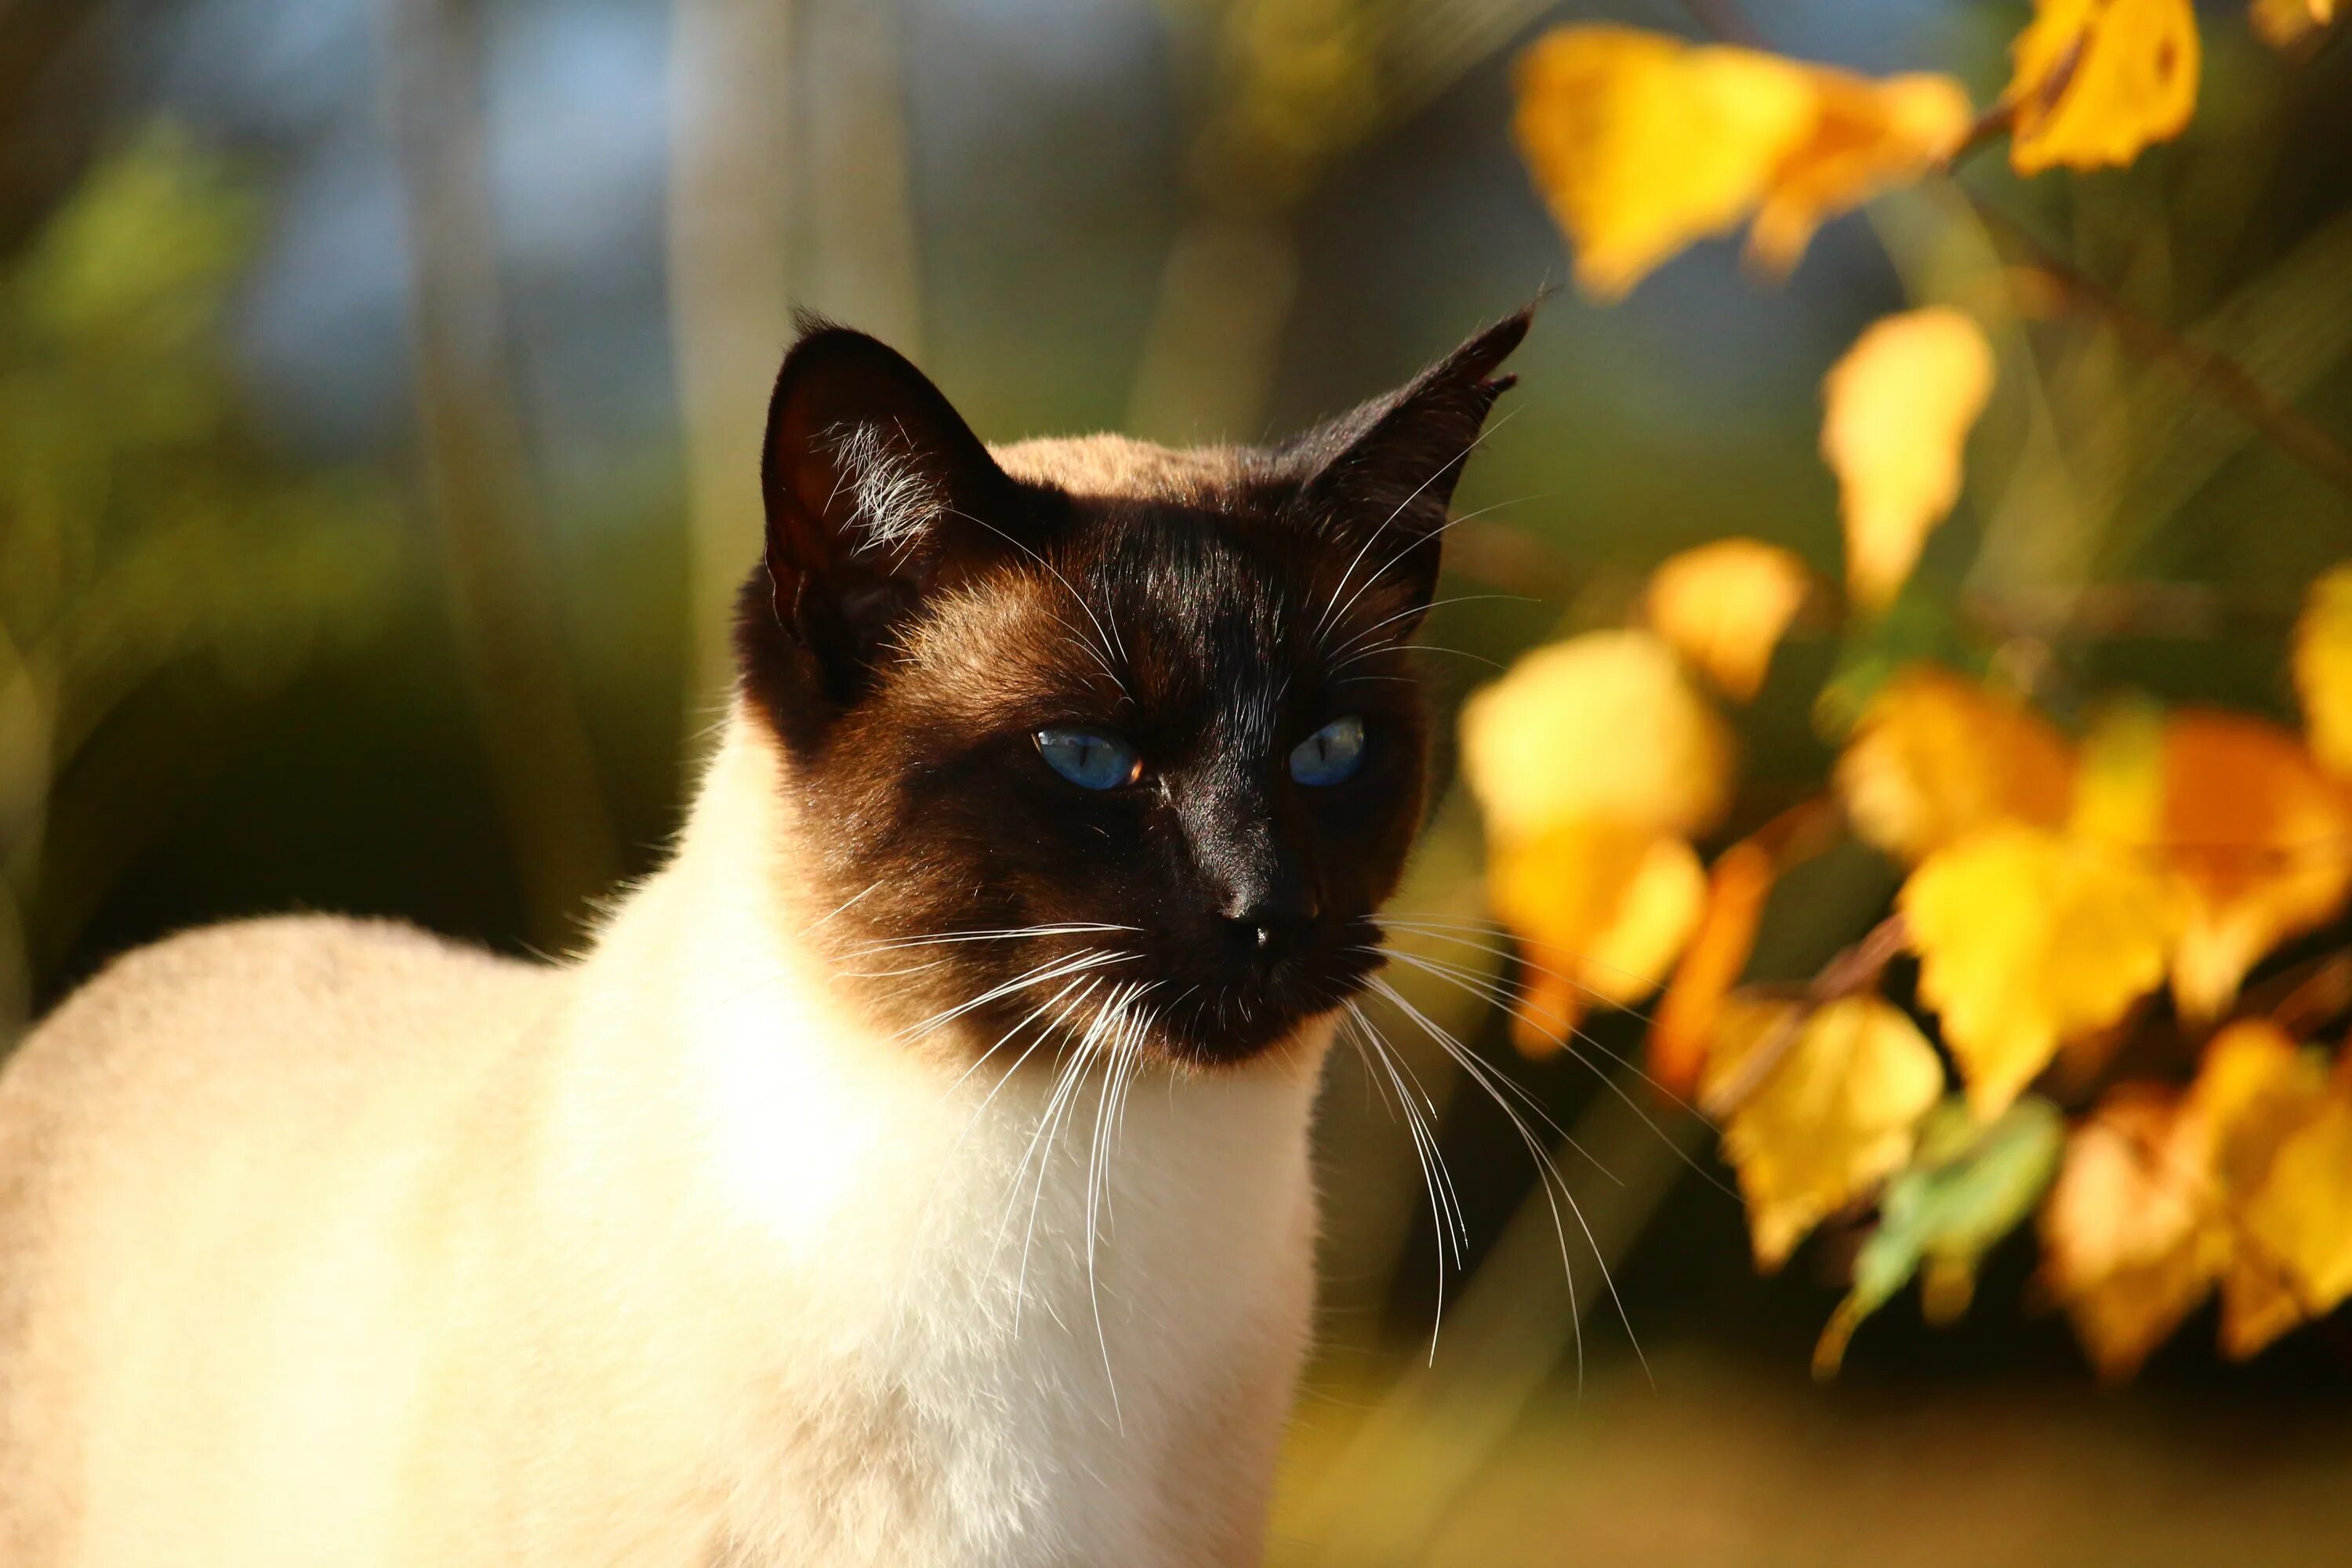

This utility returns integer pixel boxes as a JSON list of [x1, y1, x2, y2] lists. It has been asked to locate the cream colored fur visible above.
[[0, 709, 1326, 1566]]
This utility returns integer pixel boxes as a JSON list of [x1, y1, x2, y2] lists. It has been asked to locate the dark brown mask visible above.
[[735, 310, 1528, 1069]]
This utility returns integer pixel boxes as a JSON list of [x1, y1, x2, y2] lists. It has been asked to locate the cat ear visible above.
[[758, 319, 1025, 697], [1283, 307, 1531, 628]]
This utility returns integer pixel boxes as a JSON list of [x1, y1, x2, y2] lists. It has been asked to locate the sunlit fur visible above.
[[0, 314, 1526, 1566]]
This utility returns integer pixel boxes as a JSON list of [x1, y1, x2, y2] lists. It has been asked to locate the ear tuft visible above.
[[756, 322, 1023, 702]]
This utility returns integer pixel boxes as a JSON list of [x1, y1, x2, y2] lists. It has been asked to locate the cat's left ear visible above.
[[758, 320, 1027, 703], [1283, 307, 1531, 628]]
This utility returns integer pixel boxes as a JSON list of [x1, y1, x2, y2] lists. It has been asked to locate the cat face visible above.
[[736, 312, 1526, 1069]]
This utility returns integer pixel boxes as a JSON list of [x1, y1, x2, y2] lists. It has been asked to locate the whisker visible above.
[[1343, 1002, 1465, 1364], [842, 922, 1140, 958], [1347, 949, 1610, 1178], [896, 949, 1132, 1044], [797, 880, 882, 938], [1308, 411, 1524, 648], [1011, 980, 1134, 1334], [1367, 975, 1651, 1391], [1379, 917, 1678, 1027], [945, 504, 1128, 683], [1312, 407, 1523, 651], [1373, 946, 1737, 1202]]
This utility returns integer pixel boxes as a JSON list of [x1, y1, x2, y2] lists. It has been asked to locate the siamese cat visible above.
[[0, 307, 1527, 1566]]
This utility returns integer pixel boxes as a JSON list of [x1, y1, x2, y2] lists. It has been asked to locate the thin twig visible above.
[[1700, 913, 1910, 1120], [1670, 0, 1765, 49], [1674, 0, 2352, 504], [1968, 200, 2352, 502]]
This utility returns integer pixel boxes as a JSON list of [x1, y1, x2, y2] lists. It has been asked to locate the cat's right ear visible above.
[[758, 321, 1025, 702]]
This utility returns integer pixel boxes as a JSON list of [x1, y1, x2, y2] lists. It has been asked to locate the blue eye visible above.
[[1036, 728, 1142, 790], [1290, 715, 1366, 786]]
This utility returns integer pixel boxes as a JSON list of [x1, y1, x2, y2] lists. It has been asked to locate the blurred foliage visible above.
[[1467, 0, 2352, 1383], [0, 129, 401, 1031]]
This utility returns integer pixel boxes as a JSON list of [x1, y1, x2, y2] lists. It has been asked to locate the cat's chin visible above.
[[1138, 967, 1375, 1073]]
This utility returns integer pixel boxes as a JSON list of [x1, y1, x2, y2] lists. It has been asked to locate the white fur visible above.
[[0, 710, 1326, 1566]]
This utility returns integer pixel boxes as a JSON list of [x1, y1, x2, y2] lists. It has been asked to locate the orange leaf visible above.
[[2040, 1087, 2223, 1381], [1487, 822, 1706, 1057], [2251, 0, 2336, 50], [2006, 0, 2200, 175], [1512, 26, 1971, 299], [1642, 539, 1811, 701], [2042, 1024, 2339, 1374], [1835, 665, 2074, 863], [1648, 839, 1776, 1094], [1821, 309, 1995, 613], [2081, 710, 2352, 1019]]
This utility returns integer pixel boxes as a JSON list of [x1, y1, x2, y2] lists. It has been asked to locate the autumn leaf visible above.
[[1464, 631, 1733, 1054], [1814, 1097, 2063, 1377], [1904, 824, 2172, 1119], [2224, 1091, 2352, 1357], [2293, 563, 2352, 777], [1487, 822, 1705, 1054], [1643, 539, 1811, 701], [2038, 1022, 2336, 1374], [2080, 708, 2352, 1019], [1747, 69, 1980, 276], [2040, 1086, 2225, 1381], [1835, 665, 2074, 862], [1512, 26, 1971, 299], [2183, 1022, 2327, 1358], [1704, 994, 1944, 1269], [1648, 839, 1775, 1094], [1822, 309, 1995, 613], [1460, 629, 1734, 844], [2250, 0, 2336, 51], [2005, 0, 2201, 175]]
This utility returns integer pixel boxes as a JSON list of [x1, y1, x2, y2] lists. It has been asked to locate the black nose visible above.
[[1223, 891, 1320, 965]]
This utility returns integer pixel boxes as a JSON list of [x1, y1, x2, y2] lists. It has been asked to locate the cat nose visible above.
[[1221, 886, 1320, 964]]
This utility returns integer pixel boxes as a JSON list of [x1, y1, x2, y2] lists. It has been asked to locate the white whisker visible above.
[[1367, 974, 1650, 1391]]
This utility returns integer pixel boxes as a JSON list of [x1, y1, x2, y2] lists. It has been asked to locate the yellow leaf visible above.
[[2006, 0, 2200, 175], [2195, 1018, 2328, 1198], [2227, 1091, 2352, 1358], [1512, 26, 1971, 299], [2293, 563, 2352, 777], [1648, 839, 1775, 1094], [2250, 0, 2335, 51], [1822, 308, 1995, 612], [1746, 71, 1978, 276], [1835, 665, 2074, 862], [2081, 710, 2352, 1019], [1903, 824, 2171, 1119], [1460, 629, 1734, 845], [1704, 995, 1943, 1269], [1642, 539, 1810, 701], [1488, 822, 1706, 1056]]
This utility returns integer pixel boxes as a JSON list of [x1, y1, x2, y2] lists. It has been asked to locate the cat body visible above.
[[0, 316, 1526, 1565], [1, 717, 1313, 1566]]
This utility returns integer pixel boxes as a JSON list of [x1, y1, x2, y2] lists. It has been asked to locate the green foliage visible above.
[[0, 128, 403, 1032]]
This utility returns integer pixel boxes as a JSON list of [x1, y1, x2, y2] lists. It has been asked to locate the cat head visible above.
[[735, 309, 1528, 1069]]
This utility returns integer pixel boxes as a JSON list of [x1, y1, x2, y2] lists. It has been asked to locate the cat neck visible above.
[[562, 702, 1330, 1265]]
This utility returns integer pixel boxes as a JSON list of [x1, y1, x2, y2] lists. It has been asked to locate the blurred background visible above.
[[3, 0, 2350, 1561]]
